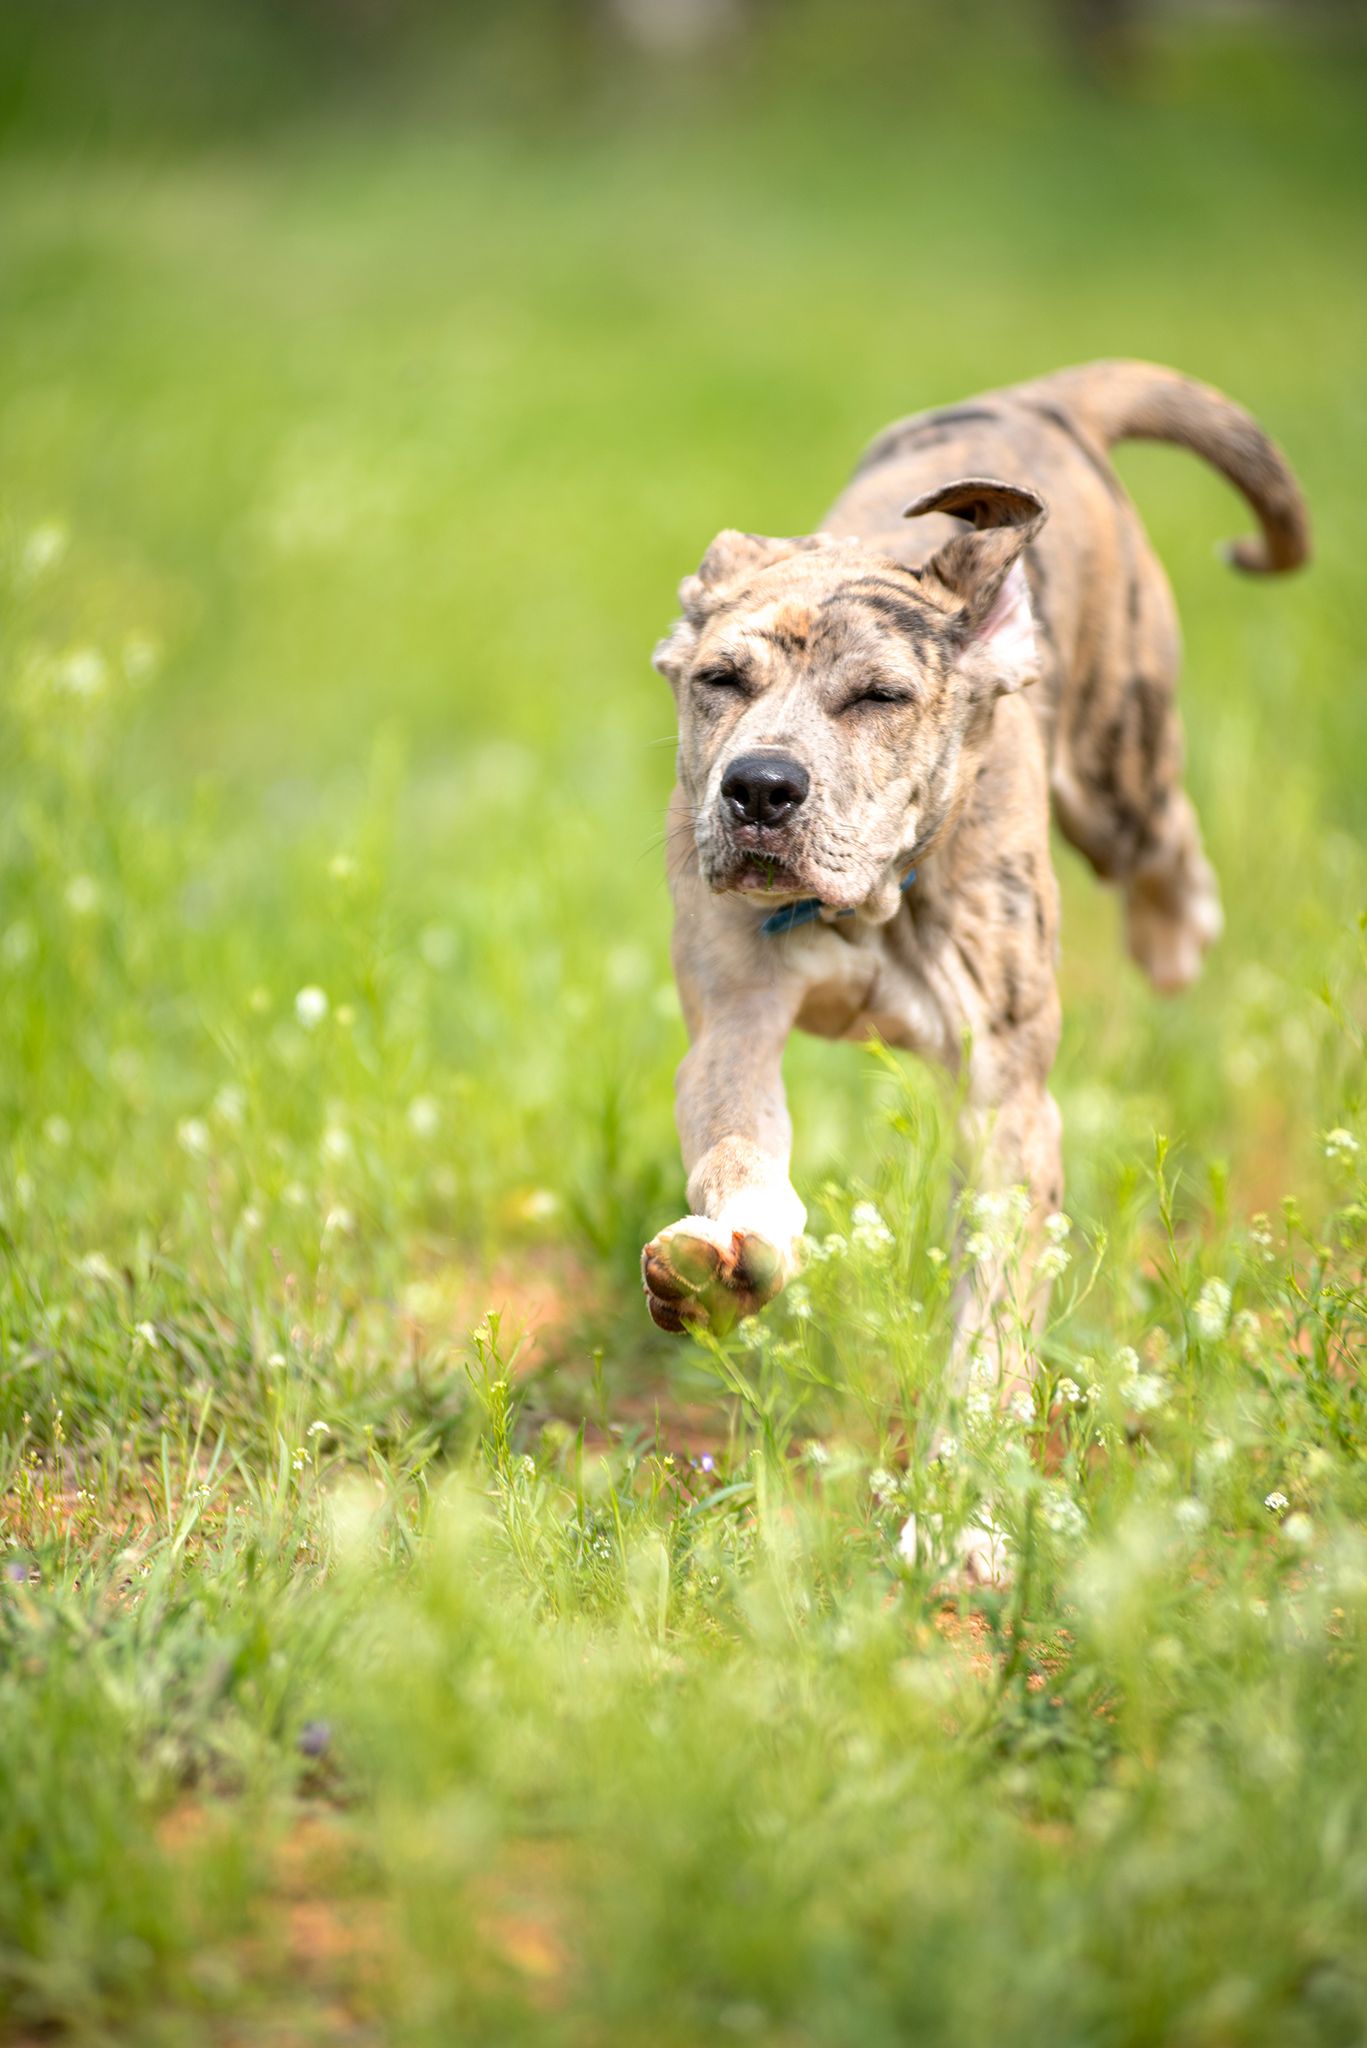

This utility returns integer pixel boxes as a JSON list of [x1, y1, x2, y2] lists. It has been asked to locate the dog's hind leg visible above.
[[1051, 536, 1223, 993]]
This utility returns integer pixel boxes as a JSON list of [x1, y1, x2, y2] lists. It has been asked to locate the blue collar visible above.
[[760, 867, 917, 937]]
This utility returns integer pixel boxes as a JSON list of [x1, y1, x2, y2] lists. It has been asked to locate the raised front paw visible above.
[[641, 1216, 788, 1335]]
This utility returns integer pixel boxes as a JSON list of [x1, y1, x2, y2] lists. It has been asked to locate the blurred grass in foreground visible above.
[[2, 5, 1367, 2041]]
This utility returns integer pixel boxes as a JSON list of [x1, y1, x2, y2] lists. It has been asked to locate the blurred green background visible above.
[[3, 2, 1364, 1281], [3, 6, 1367, 2043]]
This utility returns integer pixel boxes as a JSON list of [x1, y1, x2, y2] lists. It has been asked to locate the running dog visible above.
[[642, 359, 1308, 1357]]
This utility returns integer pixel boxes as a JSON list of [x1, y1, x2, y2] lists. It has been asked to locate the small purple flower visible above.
[[297, 1719, 332, 1758], [700, 1454, 715, 1473]]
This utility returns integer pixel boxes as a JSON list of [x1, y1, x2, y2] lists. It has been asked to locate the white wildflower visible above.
[[869, 1467, 902, 1505], [1008, 1390, 1035, 1426], [1197, 1436, 1234, 1478], [1282, 1512, 1314, 1548], [307, 1420, 329, 1438], [1113, 1345, 1140, 1376], [20, 521, 68, 581], [1324, 1127, 1359, 1165], [177, 1117, 211, 1158], [135, 1320, 159, 1350], [805, 1440, 830, 1466], [1264, 1491, 1289, 1514], [295, 985, 329, 1029], [64, 875, 100, 917], [1041, 1492, 1086, 1540], [1055, 1376, 1083, 1406], [213, 1083, 246, 1127], [1044, 1210, 1071, 1245], [1174, 1497, 1209, 1533], [1037, 1242, 1070, 1281], [965, 1387, 994, 1425], [121, 632, 161, 684], [851, 1200, 894, 1252], [54, 646, 107, 699], [934, 1434, 959, 1465], [407, 1094, 440, 1139], [1193, 1278, 1232, 1340], [1121, 1370, 1169, 1415], [1232, 1308, 1261, 1356], [964, 1230, 992, 1265]]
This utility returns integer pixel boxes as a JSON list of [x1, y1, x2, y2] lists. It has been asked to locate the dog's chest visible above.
[[790, 920, 955, 1062]]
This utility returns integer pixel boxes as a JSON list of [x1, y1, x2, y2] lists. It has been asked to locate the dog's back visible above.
[[825, 360, 1310, 990]]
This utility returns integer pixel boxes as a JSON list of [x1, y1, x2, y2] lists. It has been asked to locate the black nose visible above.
[[721, 752, 810, 829]]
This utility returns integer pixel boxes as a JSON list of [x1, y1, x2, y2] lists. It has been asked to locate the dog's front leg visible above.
[[642, 994, 805, 1335], [954, 1037, 1064, 1403]]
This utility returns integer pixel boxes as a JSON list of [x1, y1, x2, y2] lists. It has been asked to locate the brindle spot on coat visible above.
[[854, 405, 1004, 477], [847, 590, 935, 645], [762, 604, 815, 656], [995, 858, 1040, 931], [998, 959, 1023, 1030], [1024, 400, 1127, 501]]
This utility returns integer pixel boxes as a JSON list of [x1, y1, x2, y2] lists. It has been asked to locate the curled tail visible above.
[[1023, 358, 1311, 576]]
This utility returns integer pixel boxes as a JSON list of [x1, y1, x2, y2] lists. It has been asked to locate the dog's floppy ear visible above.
[[653, 530, 835, 686], [903, 478, 1048, 694]]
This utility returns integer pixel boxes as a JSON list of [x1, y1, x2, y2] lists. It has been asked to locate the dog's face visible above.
[[655, 480, 1048, 918]]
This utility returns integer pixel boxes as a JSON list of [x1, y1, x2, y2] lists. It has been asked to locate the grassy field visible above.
[[2, 8, 1367, 2041]]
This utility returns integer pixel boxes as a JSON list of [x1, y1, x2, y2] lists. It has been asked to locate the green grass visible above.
[[2, 9, 1367, 2041]]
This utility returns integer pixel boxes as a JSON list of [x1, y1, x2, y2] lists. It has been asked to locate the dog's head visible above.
[[656, 479, 1048, 920]]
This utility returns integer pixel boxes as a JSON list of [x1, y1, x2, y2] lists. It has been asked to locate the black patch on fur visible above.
[[996, 858, 1043, 940], [1024, 400, 1126, 501], [853, 405, 1004, 477], [997, 960, 1023, 1030], [848, 591, 934, 644], [1130, 673, 1167, 790]]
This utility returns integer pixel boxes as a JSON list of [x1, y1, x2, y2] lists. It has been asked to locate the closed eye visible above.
[[841, 685, 915, 713], [694, 665, 750, 696]]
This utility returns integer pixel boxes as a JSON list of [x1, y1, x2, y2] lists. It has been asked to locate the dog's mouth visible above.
[[705, 826, 811, 900], [728, 860, 808, 898]]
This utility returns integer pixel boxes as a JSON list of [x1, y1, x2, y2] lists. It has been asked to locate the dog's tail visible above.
[[1021, 359, 1311, 576]]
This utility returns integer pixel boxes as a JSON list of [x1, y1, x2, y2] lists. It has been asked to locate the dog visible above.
[[642, 359, 1309, 1366]]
